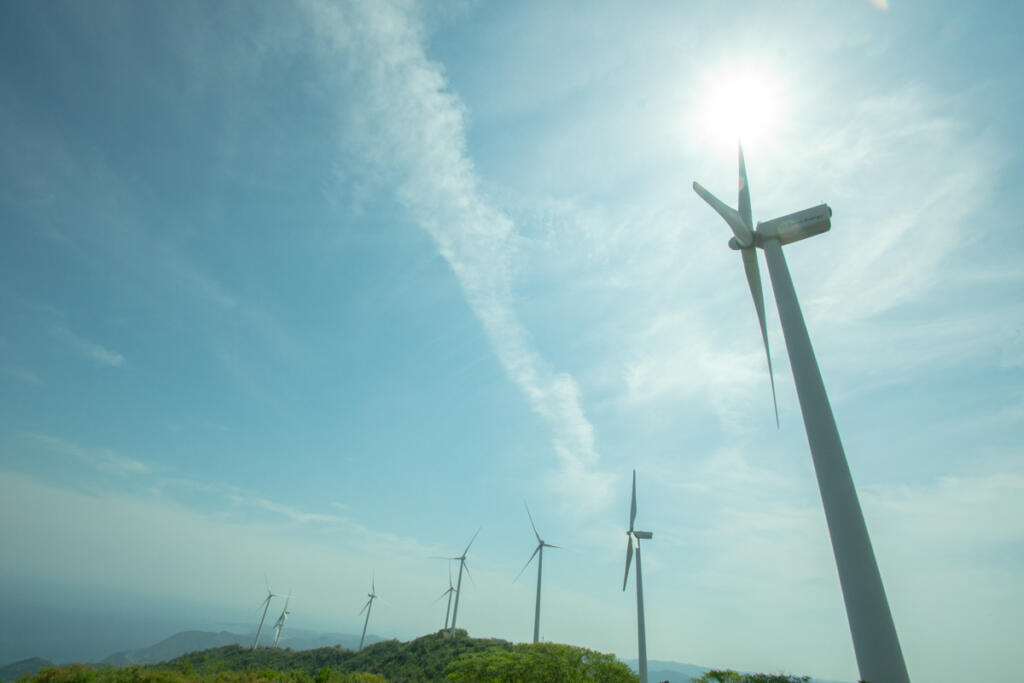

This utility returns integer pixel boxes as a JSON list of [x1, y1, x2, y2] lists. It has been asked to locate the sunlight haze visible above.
[[1, 2, 1022, 682]]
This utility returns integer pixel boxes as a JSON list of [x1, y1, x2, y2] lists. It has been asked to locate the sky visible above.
[[0, 0, 1022, 681]]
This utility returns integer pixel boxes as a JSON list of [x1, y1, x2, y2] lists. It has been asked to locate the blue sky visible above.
[[1, 1, 1022, 681]]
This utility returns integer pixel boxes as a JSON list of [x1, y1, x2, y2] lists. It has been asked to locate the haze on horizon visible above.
[[1, 2, 1022, 682]]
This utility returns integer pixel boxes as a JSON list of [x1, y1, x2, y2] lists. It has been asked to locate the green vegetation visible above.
[[691, 671, 810, 683], [23, 663, 383, 682], [445, 642, 637, 682], [17, 631, 638, 683]]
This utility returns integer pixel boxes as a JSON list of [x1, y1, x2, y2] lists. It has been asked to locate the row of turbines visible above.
[[247, 470, 653, 681], [252, 148, 910, 683]]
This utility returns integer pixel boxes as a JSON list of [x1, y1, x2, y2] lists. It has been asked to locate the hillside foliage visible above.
[[692, 671, 810, 683], [17, 631, 638, 683]]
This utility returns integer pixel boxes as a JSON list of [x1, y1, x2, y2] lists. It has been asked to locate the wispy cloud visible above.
[[54, 325, 125, 367], [624, 310, 774, 428], [228, 494, 348, 525], [1, 365, 42, 385], [305, 0, 614, 514], [24, 432, 148, 475]]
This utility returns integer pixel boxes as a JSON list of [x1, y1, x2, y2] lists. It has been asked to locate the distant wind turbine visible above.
[[252, 578, 280, 649], [358, 575, 378, 651], [271, 592, 292, 648], [622, 470, 652, 683], [693, 144, 910, 683], [433, 528, 480, 636], [434, 562, 457, 631], [513, 502, 559, 643]]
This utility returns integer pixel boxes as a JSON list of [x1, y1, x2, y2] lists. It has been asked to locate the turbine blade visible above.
[[524, 501, 541, 544], [693, 181, 754, 247], [544, 543, 560, 549], [448, 562, 454, 588], [514, 545, 541, 583], [738, 143, 753, 231], [741, 247, 780, 427], [622, 538, 634, 591], [463, 527, 481, 555], [359, 599, 371, 615], [463, 560, 475, 585], [629, 470, 637, 531]]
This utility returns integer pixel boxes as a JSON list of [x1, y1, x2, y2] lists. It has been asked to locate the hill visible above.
[[157, 630, 519, 681], [99, 629, 385, 666], [0, 657, 53, 682], [16, 632, 639, 682]]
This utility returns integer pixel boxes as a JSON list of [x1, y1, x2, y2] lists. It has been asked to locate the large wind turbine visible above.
[[622, 470, 652, 683], [358, 575, 378, 651], [513, 502, 559, 643], [693, 146, 910, 683], [442, 528, 480, 636], [271, 592, 292, 648], [252, 579, 280, 649]]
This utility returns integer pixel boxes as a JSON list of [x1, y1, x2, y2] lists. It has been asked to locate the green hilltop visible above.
[[10, 631, 816, 683], [14, 631, 637, 683]]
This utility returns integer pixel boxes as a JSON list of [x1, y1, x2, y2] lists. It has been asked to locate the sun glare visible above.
[[694, 63, 789, 151]]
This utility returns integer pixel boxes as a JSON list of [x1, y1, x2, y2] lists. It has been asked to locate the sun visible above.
[[694, 62, 789, 151]]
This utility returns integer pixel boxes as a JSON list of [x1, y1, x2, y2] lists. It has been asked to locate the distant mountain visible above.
[[279, 630, 385, 653], [100, 629, 385, 666], [102, 631, 249, 666], [0, 657, 53, 682], [626, 657, 710, 682], [625, 658, 852, 683]]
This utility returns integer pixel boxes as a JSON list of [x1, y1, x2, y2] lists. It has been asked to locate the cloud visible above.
[[1, 365, 42, 385], [304, 0, 614, 514], [24, 432, 148, 475], [774, 85, 1004, 328], [228, 494, 348, 525], [624, 310, 773, 427], [54, 325, 125, 367]]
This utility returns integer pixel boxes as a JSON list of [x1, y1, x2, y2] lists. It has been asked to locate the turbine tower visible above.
[[513, 502, 559, 643], [622, 470, 652, 683], [358, 575, 378, 651], [693, 145, 910, 683], [271, 592, 292, 648], [252, 578, 280, 650], [435, 563, 457, 631], [442, 528, 480, 636]]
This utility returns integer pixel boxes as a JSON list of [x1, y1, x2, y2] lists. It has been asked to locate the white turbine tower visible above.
[[435, 563, 457, 631], [693, 145, 910, 683], [622, 470, 652, 683], [358, 575, 378, 651], [437, 528, 480, 637], [252, 578, 280, 650], [271, 592, 292, 648], [513, 502, 559, 644]]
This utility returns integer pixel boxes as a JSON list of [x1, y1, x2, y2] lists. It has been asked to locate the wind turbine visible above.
[[435, 562, 457, 631], [252, 578, 280, 649], [622, 470, 652, 683], [271, 592, 292, 648], [438, 528, 480, 636], [513, 502, 559, 643], [358, 575, 378, 651], [693, 145, 911, 683]]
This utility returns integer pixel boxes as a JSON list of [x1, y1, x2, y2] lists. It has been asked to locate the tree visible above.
[[691, 671, 810, 683], [446, 642, 638, 682]]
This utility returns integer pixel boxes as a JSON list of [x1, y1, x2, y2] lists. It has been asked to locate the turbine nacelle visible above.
[[726, 204, 833, 250]]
